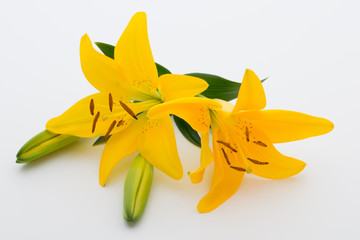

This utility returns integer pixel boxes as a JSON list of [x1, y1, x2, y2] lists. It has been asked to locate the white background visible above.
[[1, 0, 359, 239]]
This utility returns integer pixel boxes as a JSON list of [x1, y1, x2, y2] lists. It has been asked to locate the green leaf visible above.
[[95, 42, 171, 77], [173, 115, 201, 147], [261, 77, 269, 83], [123, 154, 153, 223], [186, 73, 268, 101], [93, 135, 110, 146], [155, 63, 171, 76], [16, 130, 79, 163], [185, 73, 240, 101], [94, 42, 114, 59]]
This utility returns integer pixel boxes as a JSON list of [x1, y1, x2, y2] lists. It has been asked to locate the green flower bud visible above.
[[16, 130, 79, 163], [123, 154, 154, 223]]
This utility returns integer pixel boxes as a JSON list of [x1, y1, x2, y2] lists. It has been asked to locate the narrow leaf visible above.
[[93, 135, 110, 146], [156, 63, 171, 77], [173, 115, 201, 147], [94, 42, 114, 59], [186, 73, 268, 101], [186, 73, 240, 101]]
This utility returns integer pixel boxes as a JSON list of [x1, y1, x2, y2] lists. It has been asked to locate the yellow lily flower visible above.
[[46, 12, 221, 186], [149, 69, 334, 213]]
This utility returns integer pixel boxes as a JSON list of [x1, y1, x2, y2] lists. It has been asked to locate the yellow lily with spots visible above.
[[46, 12, 221, 186], [148, 69, 334, 213]]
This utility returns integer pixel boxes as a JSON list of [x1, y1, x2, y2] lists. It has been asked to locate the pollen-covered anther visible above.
[[90, 99, 94, 116], [109, 93, 113, 112], [117, 120, 124, 127], [217, 140, 237, 152], [221, 148, 231, 165], [120, 101, 138, 120], [253, 140, 267, 147], [230, 166, 246, 172], [104, 120, 117, 140], [245, 126, 250, 142], [247, 157, 269, 165], [92, 111, 100, 133]]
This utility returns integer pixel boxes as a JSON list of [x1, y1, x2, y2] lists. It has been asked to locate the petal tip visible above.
[[327, 120, 335, 132], [131, 12, 147, 23], [99, 177, 106, 187], [189, 172, 203, 184], [80, 33, 91, 45], [172, 170, 183, 180], [197, 201, 212, 213]]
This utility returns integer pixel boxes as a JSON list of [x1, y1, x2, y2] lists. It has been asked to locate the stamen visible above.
[[90, 99, 94, 116], [92, 111, 100, 133], [217, 140, 237, 152], [245, 126, 250, 142], [253, 140, 267, 147], [109, 93, 113, 112], [117, 120, 124, 127], [221, 148, 231, 165], [120, 101, 138, 120], [230, 166, 246, 172], [247, 158, 269, 165], [104, 120, 117, 140]]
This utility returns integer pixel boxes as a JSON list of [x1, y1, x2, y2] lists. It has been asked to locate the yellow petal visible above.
[[80, 34, 144, 99], [99, 116, 147, 186], [229, 127, 306, 180], [235, 110, 334, 143], [197, 130, 244, 213], [114, 12, 158, 97], [46, 93, 134, 137], [189, 130, 214, 184], [147, 97, 222, 133], [138, 115, 183, 180], [233, 69, 266, 112], [158, 74, 209, 102]]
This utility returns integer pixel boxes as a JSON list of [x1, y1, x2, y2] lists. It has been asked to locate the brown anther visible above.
[[247, 158, 269, 165], [230, 166, 246, 172], [253, 140, 267, 147], [117, 120, 124, 127], [104, 120, 117, 141], [217, 140, 237, 152], [109, 93, 113, 112], [245, 126, 250, 142], [120, 101, 138, 120], [221, 148, 231, 165], [90, 99, 94, 116], [92, 111, 100, 133]]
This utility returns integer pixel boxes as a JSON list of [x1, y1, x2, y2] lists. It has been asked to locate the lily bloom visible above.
[[46, 12, 221, 186], [149, 69, 334, 213]]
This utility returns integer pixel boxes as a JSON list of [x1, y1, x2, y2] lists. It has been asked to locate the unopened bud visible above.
[[16, 130, 79, 163], [123, 154, 154, 223]]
